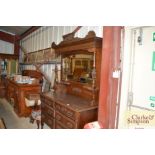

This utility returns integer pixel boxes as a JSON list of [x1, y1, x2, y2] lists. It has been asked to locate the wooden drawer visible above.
[[55, 103, 76, 121], [41, 97, 54, 108], [55, 111, 75, 129], [41, 113, 54, 128], [42, 104, 54, 118], [55, 121, 65, 129]]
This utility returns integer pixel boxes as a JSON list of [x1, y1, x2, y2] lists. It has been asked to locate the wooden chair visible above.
[[25, 93, 41, 129]]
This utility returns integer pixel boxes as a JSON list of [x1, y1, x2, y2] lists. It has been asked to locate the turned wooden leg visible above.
[[36, 120, 40, 129], [41, 121, 44, 129]]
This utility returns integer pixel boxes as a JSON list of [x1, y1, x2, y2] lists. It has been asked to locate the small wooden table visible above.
[[6, 78, 41, 117]]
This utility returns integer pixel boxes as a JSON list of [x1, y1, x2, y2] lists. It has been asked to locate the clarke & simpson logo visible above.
[[125, 110, 155, 127]]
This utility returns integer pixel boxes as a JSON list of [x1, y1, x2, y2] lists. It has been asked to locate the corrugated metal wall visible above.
[[0, 40, 14, 54], [20, 26, 103, 82], [21, 26, 103, 53]]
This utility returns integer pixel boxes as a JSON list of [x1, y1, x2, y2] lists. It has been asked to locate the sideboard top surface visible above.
[[42, 91, 98, 112]]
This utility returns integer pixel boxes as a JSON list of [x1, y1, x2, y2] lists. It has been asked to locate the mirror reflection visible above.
[[62, 53, 94, 84]]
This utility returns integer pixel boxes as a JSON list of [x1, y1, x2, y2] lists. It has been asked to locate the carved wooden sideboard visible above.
[[41, 31, 102, 129], [6, 78, 41, 117]]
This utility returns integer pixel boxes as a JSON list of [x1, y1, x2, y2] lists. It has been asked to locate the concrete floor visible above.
[[0, 98, 49, 129]]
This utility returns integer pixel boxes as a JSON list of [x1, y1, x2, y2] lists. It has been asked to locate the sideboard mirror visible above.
[[61, 52, 94, 85]]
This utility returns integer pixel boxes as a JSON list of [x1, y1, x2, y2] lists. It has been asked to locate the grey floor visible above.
[[0, 98, 49, 129]]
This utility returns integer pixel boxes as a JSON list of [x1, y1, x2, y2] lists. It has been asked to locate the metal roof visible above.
[[0, 26, 31, 35]]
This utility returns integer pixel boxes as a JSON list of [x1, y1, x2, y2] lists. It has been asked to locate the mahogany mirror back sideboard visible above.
[[41, 31, 102, 129]]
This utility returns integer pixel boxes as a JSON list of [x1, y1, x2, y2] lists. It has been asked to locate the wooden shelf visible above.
[[19, 60, 61, 65]]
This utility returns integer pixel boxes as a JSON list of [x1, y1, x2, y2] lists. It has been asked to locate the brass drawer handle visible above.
[[66, 111, 73, 117], [47, 102, 52, 106], [47, 110, 53, 116]]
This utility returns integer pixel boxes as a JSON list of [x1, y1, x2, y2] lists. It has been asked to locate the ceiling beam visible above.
[[0, 31, 15, 43], [19, 26, 41, 40]]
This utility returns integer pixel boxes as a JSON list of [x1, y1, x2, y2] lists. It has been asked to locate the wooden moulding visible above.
[[51, 31, 102, 105]]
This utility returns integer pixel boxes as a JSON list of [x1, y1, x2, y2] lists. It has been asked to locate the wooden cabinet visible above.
[[41, 31, 102, 129], [6, 78, 41, 117]]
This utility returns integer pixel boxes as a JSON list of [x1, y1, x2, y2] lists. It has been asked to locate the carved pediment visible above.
[[51, 31, 97, 49], [63, 32, 75, 41]]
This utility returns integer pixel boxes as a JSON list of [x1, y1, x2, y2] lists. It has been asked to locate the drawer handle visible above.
[[67, 122, 73, 128], [48, 102, 52, 106], [48, 110, 52, 116], [67, 111, 73, 117]]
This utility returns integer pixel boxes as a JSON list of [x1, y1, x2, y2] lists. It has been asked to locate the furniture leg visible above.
[[41, 121, 44, 129], [36, 120, 40, 129]]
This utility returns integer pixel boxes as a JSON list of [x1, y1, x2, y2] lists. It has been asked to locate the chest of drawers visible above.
[[41, 92, 98, 129]]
